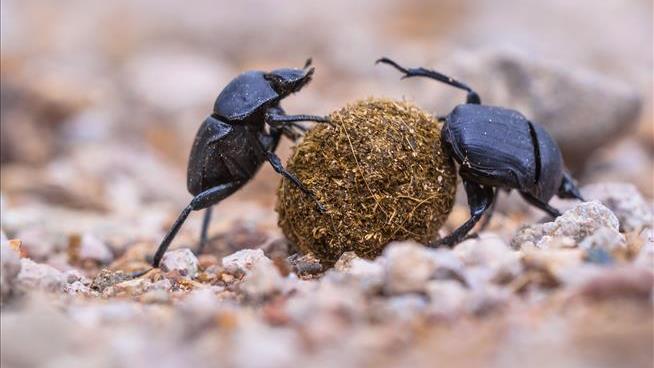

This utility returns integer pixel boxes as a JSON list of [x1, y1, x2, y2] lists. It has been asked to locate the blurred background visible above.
[[1, 0, 652, 247]]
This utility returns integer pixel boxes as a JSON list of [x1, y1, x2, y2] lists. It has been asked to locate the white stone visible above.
[[222, 248, 270, 275], [582, 182, 653, 232], [79, 233, 113, 264], [240, 259, 284, 298], [426, 280, 468, 316], [579, 226, 626, 252], [160, 248, 198, 278], [512, 201, 620, 249], [1, 240, 21, 301], [383, 241, 437, 294], [15, 259, 65, 292]]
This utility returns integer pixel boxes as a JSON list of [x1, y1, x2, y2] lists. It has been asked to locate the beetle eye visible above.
[[263, 73, 282, 85]]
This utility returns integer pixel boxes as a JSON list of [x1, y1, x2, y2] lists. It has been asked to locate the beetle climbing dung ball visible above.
[[276, 98, 457, 264]]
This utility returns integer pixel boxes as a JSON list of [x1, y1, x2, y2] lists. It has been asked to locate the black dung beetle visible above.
[[151, 59, 329, 267], [376, 57, 584, 247]]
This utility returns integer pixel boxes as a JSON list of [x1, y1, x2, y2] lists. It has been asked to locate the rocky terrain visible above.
[[1, 1, 652, 367]]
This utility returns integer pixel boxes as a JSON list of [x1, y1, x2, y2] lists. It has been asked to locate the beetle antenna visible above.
[[376, 57, 481, 104], [303, 58, 313, 69]]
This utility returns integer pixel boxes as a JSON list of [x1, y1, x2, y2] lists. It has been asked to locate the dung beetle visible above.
[[151, 59, 329, 267], [377, 57, 584, 247]]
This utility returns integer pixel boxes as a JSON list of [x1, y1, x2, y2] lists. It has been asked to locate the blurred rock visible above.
[[1, 240, 22, 302], [581, 182, 653, 232], [15, 259, 65, 292], [222, 249, 270, 276], [334, 252, 385, 293], [15, 228, 59, 261], [576, 266, 653, 301], [240, 259, 284, 298], [0, 294, 76, 367], [579, 227, 626, 253], [288, 252, 323, 277], [383, 241, 437, 294], [79, 233, 114, 264], [231, 319, 300, 368], [110, 277, 153, 297], [512, 201, 620, 249], [64, 280, 92, 295], [426, 280, 467, 317], [334, 251, 359, 272], [160, 248, 198, 279], [464, 285, 509, 315], [583, 140, 654, 198], [634, 230, 654, 269], [90, 269, 130, 292], [440, 48, 642, 170], [377, 294, 429, 321], [454, 234, 521, 282], [521, 248, 585, 285]]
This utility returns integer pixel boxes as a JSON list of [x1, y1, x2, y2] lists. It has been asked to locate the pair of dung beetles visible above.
[[150, 57, 584, 268]]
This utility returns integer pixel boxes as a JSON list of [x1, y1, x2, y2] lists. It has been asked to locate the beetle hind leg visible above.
[[152, 181, 243, 268], [196, 206, 213, 256], [429, 181, 495, 248], [519, 192, 562, 218], [558, 171, 585, 201]]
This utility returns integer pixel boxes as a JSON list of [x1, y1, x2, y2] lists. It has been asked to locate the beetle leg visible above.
[[557, 171, 585, 201], [376, 57, 481, 104], [476, 188, 500, 232], [152, 181, 243, 267], [429, 181, 495, 248], [263, 150, 326, 213], [519, 192, 562, 218], [265, 112, 334, 127], [196, 206, 213, 256]]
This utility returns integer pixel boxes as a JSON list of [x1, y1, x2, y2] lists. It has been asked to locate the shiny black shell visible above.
[[187, 115, 266, 195], [442, 104, 563, 202], [213, 71, 278, 122]]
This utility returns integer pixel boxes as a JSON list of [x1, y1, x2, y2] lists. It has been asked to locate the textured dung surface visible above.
[[276, 98, 457, 264]]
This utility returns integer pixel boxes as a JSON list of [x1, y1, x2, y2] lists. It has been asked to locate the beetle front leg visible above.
[[264, 150, 326, 213], [376, 57, 481, 104], [265, 112, 334, 131], [428, 180, 495, 248]]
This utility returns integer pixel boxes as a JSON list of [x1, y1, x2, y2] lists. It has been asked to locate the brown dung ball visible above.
[[276, 98, 457, 265]]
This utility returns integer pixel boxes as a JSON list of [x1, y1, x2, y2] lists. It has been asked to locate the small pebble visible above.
[[512, 201, 620, 249], [15, 259, 65, 292], [160, 248, 199, 279], [383, 241, 437, 294], [582, 182, 653, 232], [222, 249, 269, 275]]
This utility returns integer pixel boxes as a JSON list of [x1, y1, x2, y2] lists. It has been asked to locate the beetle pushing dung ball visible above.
[[376, 58, 584, 246], [277, 98, 457, 264], [149, 59, 330, 268]]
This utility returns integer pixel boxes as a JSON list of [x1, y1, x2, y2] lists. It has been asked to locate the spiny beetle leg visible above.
[[428, 180, 494, 248], [264, 150, 326, 213], [519, 191, 562, 218]]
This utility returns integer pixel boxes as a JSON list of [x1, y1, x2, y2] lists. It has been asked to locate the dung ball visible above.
[[276, 98, 457, 265]]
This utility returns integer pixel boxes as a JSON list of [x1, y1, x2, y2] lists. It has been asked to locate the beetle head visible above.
[[265, 65, 314, 97]]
